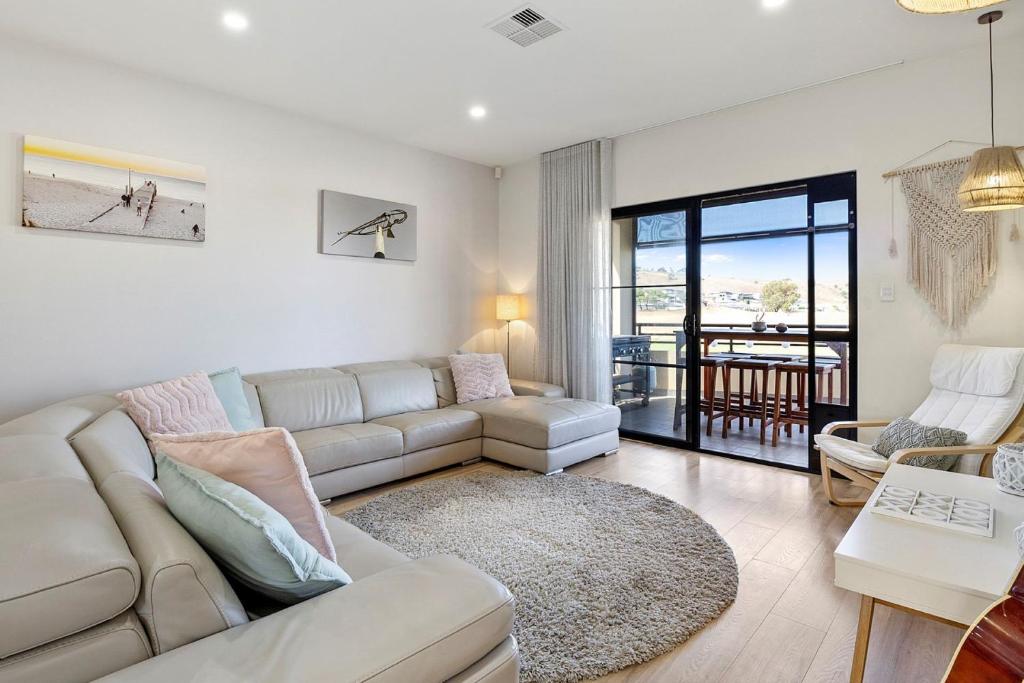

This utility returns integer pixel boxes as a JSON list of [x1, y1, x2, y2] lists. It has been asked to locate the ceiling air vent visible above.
[[487, 5, 565, 47]]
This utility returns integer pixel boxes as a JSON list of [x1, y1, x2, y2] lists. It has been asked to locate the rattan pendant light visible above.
[[957, 11, 1024, 212], [896, 0, 1006, 14]]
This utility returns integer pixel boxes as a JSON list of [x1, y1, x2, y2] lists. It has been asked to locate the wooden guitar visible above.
[[944, 563, 1024, 683]]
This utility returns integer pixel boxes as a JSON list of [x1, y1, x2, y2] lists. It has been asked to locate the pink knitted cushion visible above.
[[151, 428, 336, 562], [448, 353, 514, 404], [117, 372, 233, 438]]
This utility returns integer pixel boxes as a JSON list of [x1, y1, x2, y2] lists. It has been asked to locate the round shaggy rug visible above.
[[343, 472, 738, 683]]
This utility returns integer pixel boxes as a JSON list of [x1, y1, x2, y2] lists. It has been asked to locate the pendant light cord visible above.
[[988, 19, 995, 148]]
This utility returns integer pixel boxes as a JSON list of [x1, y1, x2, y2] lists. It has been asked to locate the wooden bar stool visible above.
[[722, 358, 780, 444], [699, 357, 727, 436]]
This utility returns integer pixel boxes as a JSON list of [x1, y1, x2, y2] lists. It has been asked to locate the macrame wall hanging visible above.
[[894, 155, 996, 329]]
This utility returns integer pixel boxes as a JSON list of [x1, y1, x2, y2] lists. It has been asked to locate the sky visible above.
[[634, 197, 850, 283], [24, 135, 206, 183]]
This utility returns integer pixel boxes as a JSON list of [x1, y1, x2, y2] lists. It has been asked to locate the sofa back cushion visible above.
[[248, 369, 363, 432], [0, 435, 141, 659], [354, 367, 439, 421], [71, 411, 248, 654]]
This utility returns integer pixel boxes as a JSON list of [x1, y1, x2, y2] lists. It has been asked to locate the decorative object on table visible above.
[[872, 417, 967, 471], [751, 311, 767, 332], [993, 442, 1024, 496], [21, 135, 206, 241], [448, 352, 514, 403], [957, 11, 1024, 213], [1016, 521, 1024, 557], [774, 322, 788, 333], [344, 471, 738, 683], [496, 293, 523, 375], [318, 189, 417, 261], [896, 0, 1007, 13], [870, 484, 994, 537]]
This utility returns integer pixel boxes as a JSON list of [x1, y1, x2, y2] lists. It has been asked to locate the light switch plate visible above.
[[880, 282, 895, 302]]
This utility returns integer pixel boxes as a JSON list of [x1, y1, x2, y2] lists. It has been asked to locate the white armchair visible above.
[[816, 344, 1024, 506]]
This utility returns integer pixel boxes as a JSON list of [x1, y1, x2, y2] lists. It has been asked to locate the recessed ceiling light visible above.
[[222, 10, 249, 32], [469, 105, 487, 119], [762, 0, 787, 8]]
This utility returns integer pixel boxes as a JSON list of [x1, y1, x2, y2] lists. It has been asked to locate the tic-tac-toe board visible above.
[[870, 484, 994, 538]]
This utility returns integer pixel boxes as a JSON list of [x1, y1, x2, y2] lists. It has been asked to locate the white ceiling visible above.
[[3, 0, 1022, 166]]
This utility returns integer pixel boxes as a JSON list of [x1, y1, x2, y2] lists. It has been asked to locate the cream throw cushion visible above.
[[448, 353, 514, 404], [151, 428, 336, 562], [117, 372, 233, 438]]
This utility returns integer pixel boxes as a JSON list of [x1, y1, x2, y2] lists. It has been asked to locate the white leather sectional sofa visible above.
[[0, 356, 620, 682]]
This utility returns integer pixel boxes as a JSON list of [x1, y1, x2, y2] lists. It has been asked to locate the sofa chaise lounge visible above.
[[0, 355, 620, 682]]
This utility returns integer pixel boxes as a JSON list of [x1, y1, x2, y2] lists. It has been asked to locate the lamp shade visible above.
[[496, 294, 522, 321], [896, 0, 1006, 13], [958, 146, 1024, 212]]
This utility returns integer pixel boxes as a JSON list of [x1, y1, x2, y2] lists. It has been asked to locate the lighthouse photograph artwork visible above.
[[318, 189, 417, 261], [21, 135, 206, 242]]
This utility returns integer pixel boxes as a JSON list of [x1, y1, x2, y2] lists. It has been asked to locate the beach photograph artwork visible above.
[[22, 135, 206, 242]]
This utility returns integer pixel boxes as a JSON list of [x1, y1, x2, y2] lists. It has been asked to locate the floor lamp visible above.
[[496, 294, 523, 377]]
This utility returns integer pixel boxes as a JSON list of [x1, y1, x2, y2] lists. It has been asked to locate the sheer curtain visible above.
[[536, 139, 612, 404]]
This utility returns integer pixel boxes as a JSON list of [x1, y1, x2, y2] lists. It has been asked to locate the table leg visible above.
[[850, 595, 875, 683]]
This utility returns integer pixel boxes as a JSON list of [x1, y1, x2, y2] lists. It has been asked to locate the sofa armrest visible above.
[[96, 555, 514, 683], [509, 379, 565, 398]]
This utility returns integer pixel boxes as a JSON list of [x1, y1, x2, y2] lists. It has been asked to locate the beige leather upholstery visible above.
[[309, 457, 405, 499], [323, 515, 408, 581], [372, 408, 482, 453], [0, 612, 150, 683], [248, 370, 363, 431], [469, 396, 620, 450], [291, 423, 403, 475], [241, 381, 265, 428], [95, 556, 515, 683], [354, 367, 439, 421], [483, 431, 619, 474], [0, 459, 140, 658], [447, 637, 519, 683], [413, 358, 459, 407], [335, 360, 422, 374], [404, 439, 482, 478], [509, 379, 566, 398], [0, 395, 119, 439], [71, 412, 249, 654]]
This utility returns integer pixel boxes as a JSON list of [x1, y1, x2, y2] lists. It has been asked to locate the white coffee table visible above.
[[834, 463, 1024, 683]]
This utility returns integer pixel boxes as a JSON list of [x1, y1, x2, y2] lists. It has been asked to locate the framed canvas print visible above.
[[22, 135, 206, 242], [318, 189, 417, 261]]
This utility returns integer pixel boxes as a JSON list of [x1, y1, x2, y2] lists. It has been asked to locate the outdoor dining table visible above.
[[695, 327, 848, 407]]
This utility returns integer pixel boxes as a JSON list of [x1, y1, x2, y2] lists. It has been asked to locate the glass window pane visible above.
[[814, 199, 849, 227], [814, 231, 849, 331], [701, 193, 807, 237], [637, 211, 685, 243], [635, 244, 686, 285], [700, 236, 809, 329]]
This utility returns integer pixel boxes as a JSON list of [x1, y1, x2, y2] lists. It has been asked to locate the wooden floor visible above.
[[328, 439, 963, 683]]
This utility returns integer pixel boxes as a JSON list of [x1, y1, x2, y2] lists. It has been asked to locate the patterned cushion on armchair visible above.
[[872, 417, 967, 471]]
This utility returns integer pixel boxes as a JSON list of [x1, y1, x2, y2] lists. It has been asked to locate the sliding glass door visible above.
[[610, 172, 857, 472]]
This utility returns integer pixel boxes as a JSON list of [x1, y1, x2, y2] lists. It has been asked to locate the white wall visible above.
[[498, 37, 1024, 420], [0, 38, 499, 423]]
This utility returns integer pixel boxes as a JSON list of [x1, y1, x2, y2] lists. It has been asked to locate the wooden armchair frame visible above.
[[818, 411, 1024, 507]]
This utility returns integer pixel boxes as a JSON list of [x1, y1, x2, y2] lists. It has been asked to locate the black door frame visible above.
[[611, 171, 858, 473]]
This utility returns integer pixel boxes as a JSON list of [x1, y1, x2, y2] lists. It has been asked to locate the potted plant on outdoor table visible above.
[[751, 311, 767, 333]]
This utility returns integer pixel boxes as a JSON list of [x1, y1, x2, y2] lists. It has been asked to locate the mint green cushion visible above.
[[156, 453, 350, 604], [208, 367, 259, 431]]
